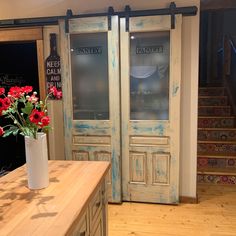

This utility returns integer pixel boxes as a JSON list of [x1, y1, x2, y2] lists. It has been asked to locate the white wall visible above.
[[0, 0, 200, 198]]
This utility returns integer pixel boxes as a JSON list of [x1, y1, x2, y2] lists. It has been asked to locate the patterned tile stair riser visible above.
[[198, 157, 236, 169], [198, 129, 236, 141], [198, 97, 228, 106], [197, 174, 236, 185], [198, 107, 231, 116], [198, 117, 235, 128], [198, 143, 236, 155], [198, 87, 236, 185]]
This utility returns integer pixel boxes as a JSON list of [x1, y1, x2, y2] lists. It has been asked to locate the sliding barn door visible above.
[[60, 16, 121, 202], [121, 15, 182, 204]]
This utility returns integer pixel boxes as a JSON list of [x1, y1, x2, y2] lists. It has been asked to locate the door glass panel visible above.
[[130, 31, 170, 120], [70, 33, 109, 120]]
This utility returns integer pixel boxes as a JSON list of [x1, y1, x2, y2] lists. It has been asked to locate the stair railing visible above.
[[223, 34, 236, 115]]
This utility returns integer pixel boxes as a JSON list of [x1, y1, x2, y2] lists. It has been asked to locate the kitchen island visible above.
[[0, 160, 110, 236]]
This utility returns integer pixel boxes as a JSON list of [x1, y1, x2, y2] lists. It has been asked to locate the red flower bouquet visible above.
[[0, 86, 62, 139]]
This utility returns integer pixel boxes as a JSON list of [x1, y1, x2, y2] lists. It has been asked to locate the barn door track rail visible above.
[[0, 2, 197, 31]]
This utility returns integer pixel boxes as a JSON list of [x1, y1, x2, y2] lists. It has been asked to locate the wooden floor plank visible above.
[[108, 184, 236, 236]]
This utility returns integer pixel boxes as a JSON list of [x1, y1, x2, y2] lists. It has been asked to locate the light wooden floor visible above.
[[108, 184, 236, 236]]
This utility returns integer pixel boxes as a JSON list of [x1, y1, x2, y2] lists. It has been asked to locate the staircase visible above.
[[197, 87, 236, 185]]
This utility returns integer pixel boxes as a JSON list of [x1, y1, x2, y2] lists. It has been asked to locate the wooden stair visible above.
[[197, 87, 236, 185]]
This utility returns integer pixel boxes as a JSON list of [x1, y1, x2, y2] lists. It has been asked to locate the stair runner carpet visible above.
[[197, 87, 236, 185]]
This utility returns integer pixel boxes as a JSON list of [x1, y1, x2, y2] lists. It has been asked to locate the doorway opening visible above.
[[0, 41, 40, 174], [197, 4, 236, 193]]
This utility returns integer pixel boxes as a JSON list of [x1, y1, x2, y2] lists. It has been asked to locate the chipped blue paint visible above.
[[112, 49, 116, 69], [111, 149, 118, 199], [132, 124, 165, 135], [79, 146, 92, 151], [172, 83, 179, 97], [170, 185, 178, 203], [76, 124, 91, 129], [133, 126, 152, 133], [68, 119, 72, 130], [154, 124, 164, 135], [96, 22, 105, 29], [75, 123, 108, 134], [136, 21, 144, 27], [63, 113, 72, 137]]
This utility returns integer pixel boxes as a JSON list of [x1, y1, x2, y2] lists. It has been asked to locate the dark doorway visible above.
[[0, 41, 40, 173]]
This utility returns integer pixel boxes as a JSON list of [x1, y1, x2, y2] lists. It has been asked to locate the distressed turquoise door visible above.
[[60, 16, 121, 202], [120, 15, 182, 203]]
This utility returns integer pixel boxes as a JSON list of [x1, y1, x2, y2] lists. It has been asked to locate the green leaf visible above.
[[13, 129, 19, 136], [2, 126, 19, 138], [21, 102, 33, 115]]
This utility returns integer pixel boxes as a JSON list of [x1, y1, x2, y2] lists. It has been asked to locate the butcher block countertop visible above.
[[0, 161, 110, 236]]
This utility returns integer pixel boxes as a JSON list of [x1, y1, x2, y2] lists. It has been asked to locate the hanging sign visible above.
[[45, 33, 62, 97], [136, 45, 164, 54], [75, 46, 102, 55]]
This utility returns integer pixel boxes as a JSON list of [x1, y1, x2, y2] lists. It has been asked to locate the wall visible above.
[[43, 26, 65, 161], [223, 10, 236, 38], [201, 0, 236, 10], [0, 0, 200, 199], [223, 10, 236, 112]]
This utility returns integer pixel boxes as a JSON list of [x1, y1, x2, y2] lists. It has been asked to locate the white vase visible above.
[[24, 132, 49, 190]]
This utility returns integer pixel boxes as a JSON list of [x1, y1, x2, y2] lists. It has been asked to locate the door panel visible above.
[[121, 15, 182, 204], [60, 16, 121, 203]]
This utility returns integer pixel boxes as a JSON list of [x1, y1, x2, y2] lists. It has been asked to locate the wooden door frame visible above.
[[0, 27, 46, 99]]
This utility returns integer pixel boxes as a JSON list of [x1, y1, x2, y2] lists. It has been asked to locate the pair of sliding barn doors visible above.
[[60, 14, 182, 204]]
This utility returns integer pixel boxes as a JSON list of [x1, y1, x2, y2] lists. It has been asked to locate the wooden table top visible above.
[[0, 161, 110, 236]]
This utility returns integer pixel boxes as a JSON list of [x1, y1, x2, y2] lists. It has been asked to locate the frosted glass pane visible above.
[[70, 33, 109, 120], [130, 31, 170, 120]]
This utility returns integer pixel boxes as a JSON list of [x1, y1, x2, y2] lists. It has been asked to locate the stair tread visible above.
[[198, 105, 229, 107], [199, 87, 225, 89], [198, 128, 236, 131], [199, 96, 227, 98], [198, 105, 231, 108], [198, 153, 236, 157], [198, 140, 236, 144], [198, 116, 235, 118], [198, 168, 236, 176], [197, 155, 236, 159]]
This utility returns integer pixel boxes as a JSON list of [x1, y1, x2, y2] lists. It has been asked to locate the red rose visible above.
[[8, 86, 23, 99], [40, 116, 50, 127], [0, 127, 4, 136], [0, 98, 5, 115], [21, 86, 33, 94], [56, 91, 62, 99], [3, 97, 11, 109], [49, 86, 57, 96], [0, 88, 5, 96], [29, 109, 45, 124], [0, 98, 5, 109]]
